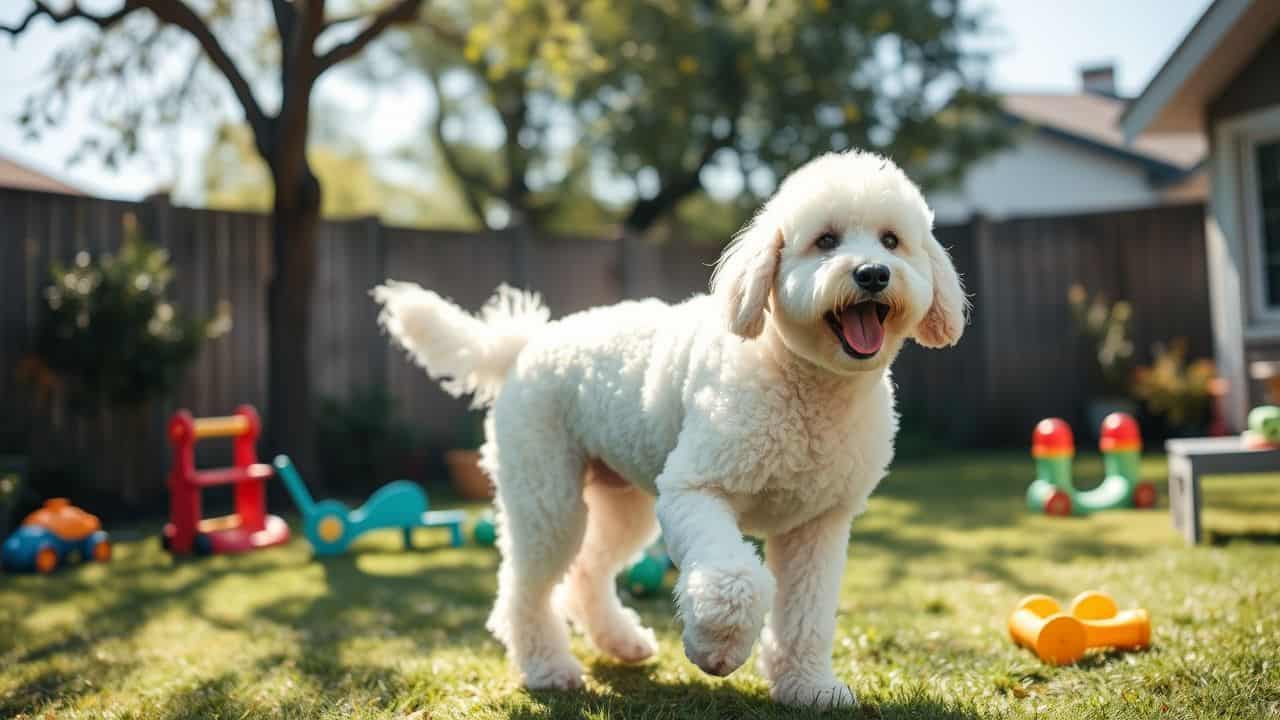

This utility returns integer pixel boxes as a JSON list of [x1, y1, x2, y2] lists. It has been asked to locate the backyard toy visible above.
[[1242, 405, 1280, 448], [472, 511, 496, 547], [623, 542, 672, 597], [2, 498, 110, 573], [1026, 413, 1157, 516], [1008, 590, 1150, 665], [274, 455, 466, 556], [162, 405, 290, 556]]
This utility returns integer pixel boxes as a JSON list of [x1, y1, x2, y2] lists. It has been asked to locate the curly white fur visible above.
[[372, 282, 549, 408], [373, 150, 966, 707]]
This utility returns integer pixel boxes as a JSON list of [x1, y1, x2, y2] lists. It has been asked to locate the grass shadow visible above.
[[491, 661, 996, 720], [0, 643, 138, 716], [152, 673, 249, 720]]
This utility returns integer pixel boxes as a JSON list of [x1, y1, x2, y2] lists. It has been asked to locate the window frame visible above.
[[1220, 105, 1280, 333]]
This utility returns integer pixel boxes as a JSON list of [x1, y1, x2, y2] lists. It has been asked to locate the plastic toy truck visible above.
[[2, 498, 111, 573]]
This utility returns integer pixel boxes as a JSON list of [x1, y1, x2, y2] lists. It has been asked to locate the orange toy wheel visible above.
[[1044, 490, 1073, 517], [1132, 482, 1157, 509], [93, 540, 112, 562], [35, 546, 59, 574]]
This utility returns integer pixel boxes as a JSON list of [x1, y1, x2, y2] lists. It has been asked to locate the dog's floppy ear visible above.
[[914, 234, 968, 348], [710, 223, 783, 339]]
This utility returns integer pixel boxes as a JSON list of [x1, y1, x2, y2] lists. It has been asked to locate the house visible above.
[[1121, 0, 1280, 429], [0, 153, 87, 196], [929, 66, 1206, 224]]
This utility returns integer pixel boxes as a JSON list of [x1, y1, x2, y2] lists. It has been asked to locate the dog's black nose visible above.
[[853, 263, 891, 293]]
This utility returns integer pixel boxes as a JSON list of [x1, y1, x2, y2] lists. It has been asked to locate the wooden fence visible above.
[[0, 188, 1213, 505]]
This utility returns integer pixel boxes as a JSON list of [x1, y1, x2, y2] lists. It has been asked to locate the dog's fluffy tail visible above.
[[372, 282, 550, 408]]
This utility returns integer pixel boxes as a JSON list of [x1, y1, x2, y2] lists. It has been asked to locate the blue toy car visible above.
[[2, 498, 111, 573]]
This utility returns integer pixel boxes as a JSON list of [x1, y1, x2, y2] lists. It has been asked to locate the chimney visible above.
[[1081, 64, 1117, 97]]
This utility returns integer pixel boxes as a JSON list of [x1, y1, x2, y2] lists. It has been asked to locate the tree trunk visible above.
[[267, 168, 322, 476]]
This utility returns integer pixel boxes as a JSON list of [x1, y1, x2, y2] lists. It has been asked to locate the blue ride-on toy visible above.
[[274, 455, 467, 556]]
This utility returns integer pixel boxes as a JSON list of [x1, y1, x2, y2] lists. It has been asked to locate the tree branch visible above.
[[142, 0, 270, 143], [316, 0, 423, 73], [3, 1, 271, 147], [0, 1, 140, 36], [320, 11, 365, 31], [271, 0, 295, 45], [622, 131, 735, 232], [425, 70, 497, 227]]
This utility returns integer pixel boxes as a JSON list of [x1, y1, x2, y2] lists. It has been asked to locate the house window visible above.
[[1257, 139, 1280, 307]]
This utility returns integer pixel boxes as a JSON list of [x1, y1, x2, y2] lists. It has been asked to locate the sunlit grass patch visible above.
[[1, 452, 1277, 719]]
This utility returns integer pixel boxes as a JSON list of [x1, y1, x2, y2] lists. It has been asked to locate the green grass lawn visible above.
[[1, 452, 1277, 720]]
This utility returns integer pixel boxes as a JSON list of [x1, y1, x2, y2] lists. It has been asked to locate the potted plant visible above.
[[1067, 284, 1138, 432], [1130, 339, 1217, 439], [445, 410, 493, 500]]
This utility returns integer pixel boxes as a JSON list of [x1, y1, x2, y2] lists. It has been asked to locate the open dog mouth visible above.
[[824, 301, 891, 358]]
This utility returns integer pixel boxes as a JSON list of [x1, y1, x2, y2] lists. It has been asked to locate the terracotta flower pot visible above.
[[445, 449, 493, 500]]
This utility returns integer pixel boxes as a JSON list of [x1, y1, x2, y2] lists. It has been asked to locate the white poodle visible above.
[[372, 150, 966, 708]]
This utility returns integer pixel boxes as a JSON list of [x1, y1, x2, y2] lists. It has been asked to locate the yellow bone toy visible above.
[[1008, 591, 1150, 665]]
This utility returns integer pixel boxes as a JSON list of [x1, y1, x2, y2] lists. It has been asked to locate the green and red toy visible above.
[[1026, 413, 1157, 516]]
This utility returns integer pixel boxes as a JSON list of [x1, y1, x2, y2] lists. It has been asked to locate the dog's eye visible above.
[[814, 232, 839, 251], [880, 232, 900, 251]]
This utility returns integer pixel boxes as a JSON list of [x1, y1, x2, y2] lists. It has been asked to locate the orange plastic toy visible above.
[[1008, 591, 1150, 665]]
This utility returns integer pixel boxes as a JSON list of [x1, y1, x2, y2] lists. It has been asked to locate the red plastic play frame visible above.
[[163, 405, 290, 555]]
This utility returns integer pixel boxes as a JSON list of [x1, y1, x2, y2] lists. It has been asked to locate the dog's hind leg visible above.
[[557, 463, 660, 664], [483, 410, 589, 690]]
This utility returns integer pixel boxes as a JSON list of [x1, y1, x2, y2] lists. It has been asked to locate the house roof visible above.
[[1003, 92, 1206, 181], [1121, 0, 1280, 140], [0, 154, 87, 196]]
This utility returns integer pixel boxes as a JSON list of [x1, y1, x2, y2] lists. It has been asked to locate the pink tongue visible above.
[[839, 304, 884, 355]]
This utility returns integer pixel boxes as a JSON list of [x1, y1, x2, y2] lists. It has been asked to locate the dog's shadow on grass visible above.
[[501, 662, 993, 720]]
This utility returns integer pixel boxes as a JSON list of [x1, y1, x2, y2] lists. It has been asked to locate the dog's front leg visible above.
[[656, 488, 775, 677], [758, 504, 857, 709]]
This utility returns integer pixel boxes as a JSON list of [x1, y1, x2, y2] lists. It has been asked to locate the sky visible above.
[[0, 0, 1215, 202]]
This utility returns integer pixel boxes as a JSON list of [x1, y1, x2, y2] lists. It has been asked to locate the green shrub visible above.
[[31, 213, 229, 411]]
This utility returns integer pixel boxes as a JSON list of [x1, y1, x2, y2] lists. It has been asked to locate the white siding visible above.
[[928, 133, 1164, 223]]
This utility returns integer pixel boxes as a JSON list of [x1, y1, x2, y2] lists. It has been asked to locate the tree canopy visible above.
[[411, 0, 1009, 237]]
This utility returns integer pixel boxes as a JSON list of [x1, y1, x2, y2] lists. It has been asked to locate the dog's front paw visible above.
[[676, 562, 774, 677], [594, 617, 658, 664], [521, 655, 585, 691], [770, 674, 857, 709]]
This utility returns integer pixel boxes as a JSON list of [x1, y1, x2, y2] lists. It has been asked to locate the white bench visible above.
[[1165, 436, 1280, 543]]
